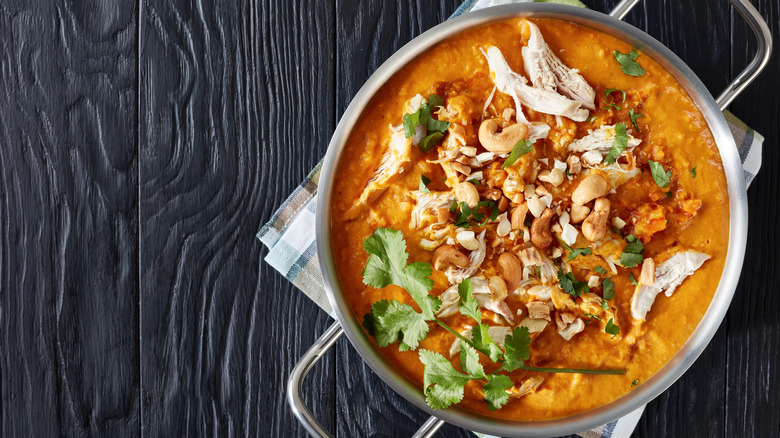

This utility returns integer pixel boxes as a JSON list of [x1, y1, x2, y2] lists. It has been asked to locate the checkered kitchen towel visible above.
[[258, 1, 765, 436]]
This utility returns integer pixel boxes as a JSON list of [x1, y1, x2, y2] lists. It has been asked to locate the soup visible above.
[[330, 17, 728, 420]]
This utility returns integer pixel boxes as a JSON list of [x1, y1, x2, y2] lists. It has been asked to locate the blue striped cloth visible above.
[[258, 1, 764, 436]]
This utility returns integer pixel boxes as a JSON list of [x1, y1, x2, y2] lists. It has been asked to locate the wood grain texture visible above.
[[138, 0, 337, 436], [0, 1, 139, 436]]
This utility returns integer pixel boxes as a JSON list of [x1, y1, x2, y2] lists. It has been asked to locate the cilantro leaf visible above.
[[563, 242, 592, 261], [601, 299, 609, 310], [502, 139, 533, 169], [629, 109, 643, 132], [629, 273, 637, 285], [402, 111, 420, 138], [419, 175, 431, 193], [362, 228, 408, 288], [594, 266, 607, 274], [690, 167, 696, 178], [649, 160, 672, 188], [502, 326, 531, 372], [419, 349, 470, 410], [605, 122, 628, 163], [613, 49, 646, 76], [620, 234, 645, 268], [427, 94, 444, 109], [427, 118, 450, 134], [602, 103, 621, 111], [362, 228, 439, 319], [605, 88, 626, 103], [605, 317, 620, 338], [363, 300, 430, 351], [482, 374, 513, 411], [602, 278, 616, 300], [458, 278, 482, 323], [460, 343, 486, 379], [557, 268, 589, 297], [471, 324, 504, 362], [419, 132, 444, 152]]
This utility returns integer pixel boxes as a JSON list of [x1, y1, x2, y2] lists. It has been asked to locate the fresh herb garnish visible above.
[[361, 228, 439, 319], [690, 167, 697, 178], [502, 139, 533, 169], [562, 242, 592, 261], [403, 94, 450, 151], [587, 115, 597, 123], [467, 178, 481, 186], [629, 273, 637, 285], [619, 234, 645, 268], [594, 266, 607, 274], [583, 313, 602, 322], [648, 160, 672, 188], [601, 300, 609, 310], [605, 88, 627, 103], [631, 379, 640, 387], [449, 199, 458, 214], [605, 317, 620, 338], [613, 49, 646, 76], [457, 279, 481, 323], [666, 191, 673, 198], [557, 268, 589, 297], [629, 109, 643, 132], [419, 175, 431, 193], [605, 122, 628, 163], [602, 278, 616, 300], [454, 200, 499, 228], [360, 228, 625, 411]]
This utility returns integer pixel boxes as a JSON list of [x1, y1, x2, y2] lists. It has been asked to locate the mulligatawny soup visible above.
[[330, 17, 728, 420]]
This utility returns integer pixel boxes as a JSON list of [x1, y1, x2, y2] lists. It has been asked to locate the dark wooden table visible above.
[[1, 0, 778, 436]]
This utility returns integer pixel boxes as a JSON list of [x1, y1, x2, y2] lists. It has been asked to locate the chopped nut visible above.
[[566, 155, 582, 174], [570, 204, 590, 224], [581, 150, 603, 167], [460, 146, 478, 157], [612, 216, 626, 230], [450, 161, 472, 176], [456, 230, 480, 251], [587, 275, 600, 288], [484, 188, 502, 201], [527, 196, 546, 218], [527, 301, 551, 321]]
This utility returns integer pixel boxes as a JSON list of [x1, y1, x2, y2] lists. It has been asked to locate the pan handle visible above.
[[716, 0, 773, 110], [610, 0, 772, 111], [287, 322, 343, 438], [287, 322, 446, 438]]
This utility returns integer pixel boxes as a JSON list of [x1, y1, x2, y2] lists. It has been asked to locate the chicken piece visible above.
[[567, 124, 642, 156], [630, 203, 667, 243], [484, 46, 587, 123], [446, 230, 487, 284], [631, 251, 710, 321], [669, 189, 703, 227], [507, 376, 544, 399], [409, 191, 455, 249], [521, 20, 596, 109], [353, 127, 412, 209]]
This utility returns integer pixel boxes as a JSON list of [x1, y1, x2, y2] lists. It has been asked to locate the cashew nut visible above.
[[538, 168, 565, 187], [582, 197, 610, 242], [483, 188, 502, 201], [511, 203, 529, 230], [571, 174, 609, 205], [566, 154, 582, 174], [478, 119, 530, 154], [432, 245, 469, 271], [454, 181, 479, 209], [488, 276, 508, 301], [530, 208, 554, 249], [498, 252, 523, 292], [498, 196, 510, 213], [640, 257, 656, 286], [569, 204, 590, 224]]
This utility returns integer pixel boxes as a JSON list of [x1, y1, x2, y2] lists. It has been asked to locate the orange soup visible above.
[[330, 17, 728, 420]]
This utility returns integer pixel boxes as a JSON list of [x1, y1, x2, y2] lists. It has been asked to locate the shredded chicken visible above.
[[436, 276, 514, 323], [446, 231, 487, 284], [522, 20, 595, 109], [631, 251, 710, 320], [567, 124, 642, 155], [507, 376, 544, 399], [352, 127, 412, 209]]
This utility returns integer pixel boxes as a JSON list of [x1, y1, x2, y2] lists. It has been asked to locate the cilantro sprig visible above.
[[453, 200, 499, 228], [613, 49, 646, 76], [629, 109, 643, 132], [403, 94, 450, 152], [648, 160, 672, 188], [562, 242, 592, 261], [557, 268, 589, 297], [502, 139, 534, 169], [360, 228, 624, 411], [620, 234, 645, 268], [605, 122, 629, 164]]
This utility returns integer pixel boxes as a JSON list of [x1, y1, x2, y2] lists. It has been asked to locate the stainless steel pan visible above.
[[290, 0, 772, 436]]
